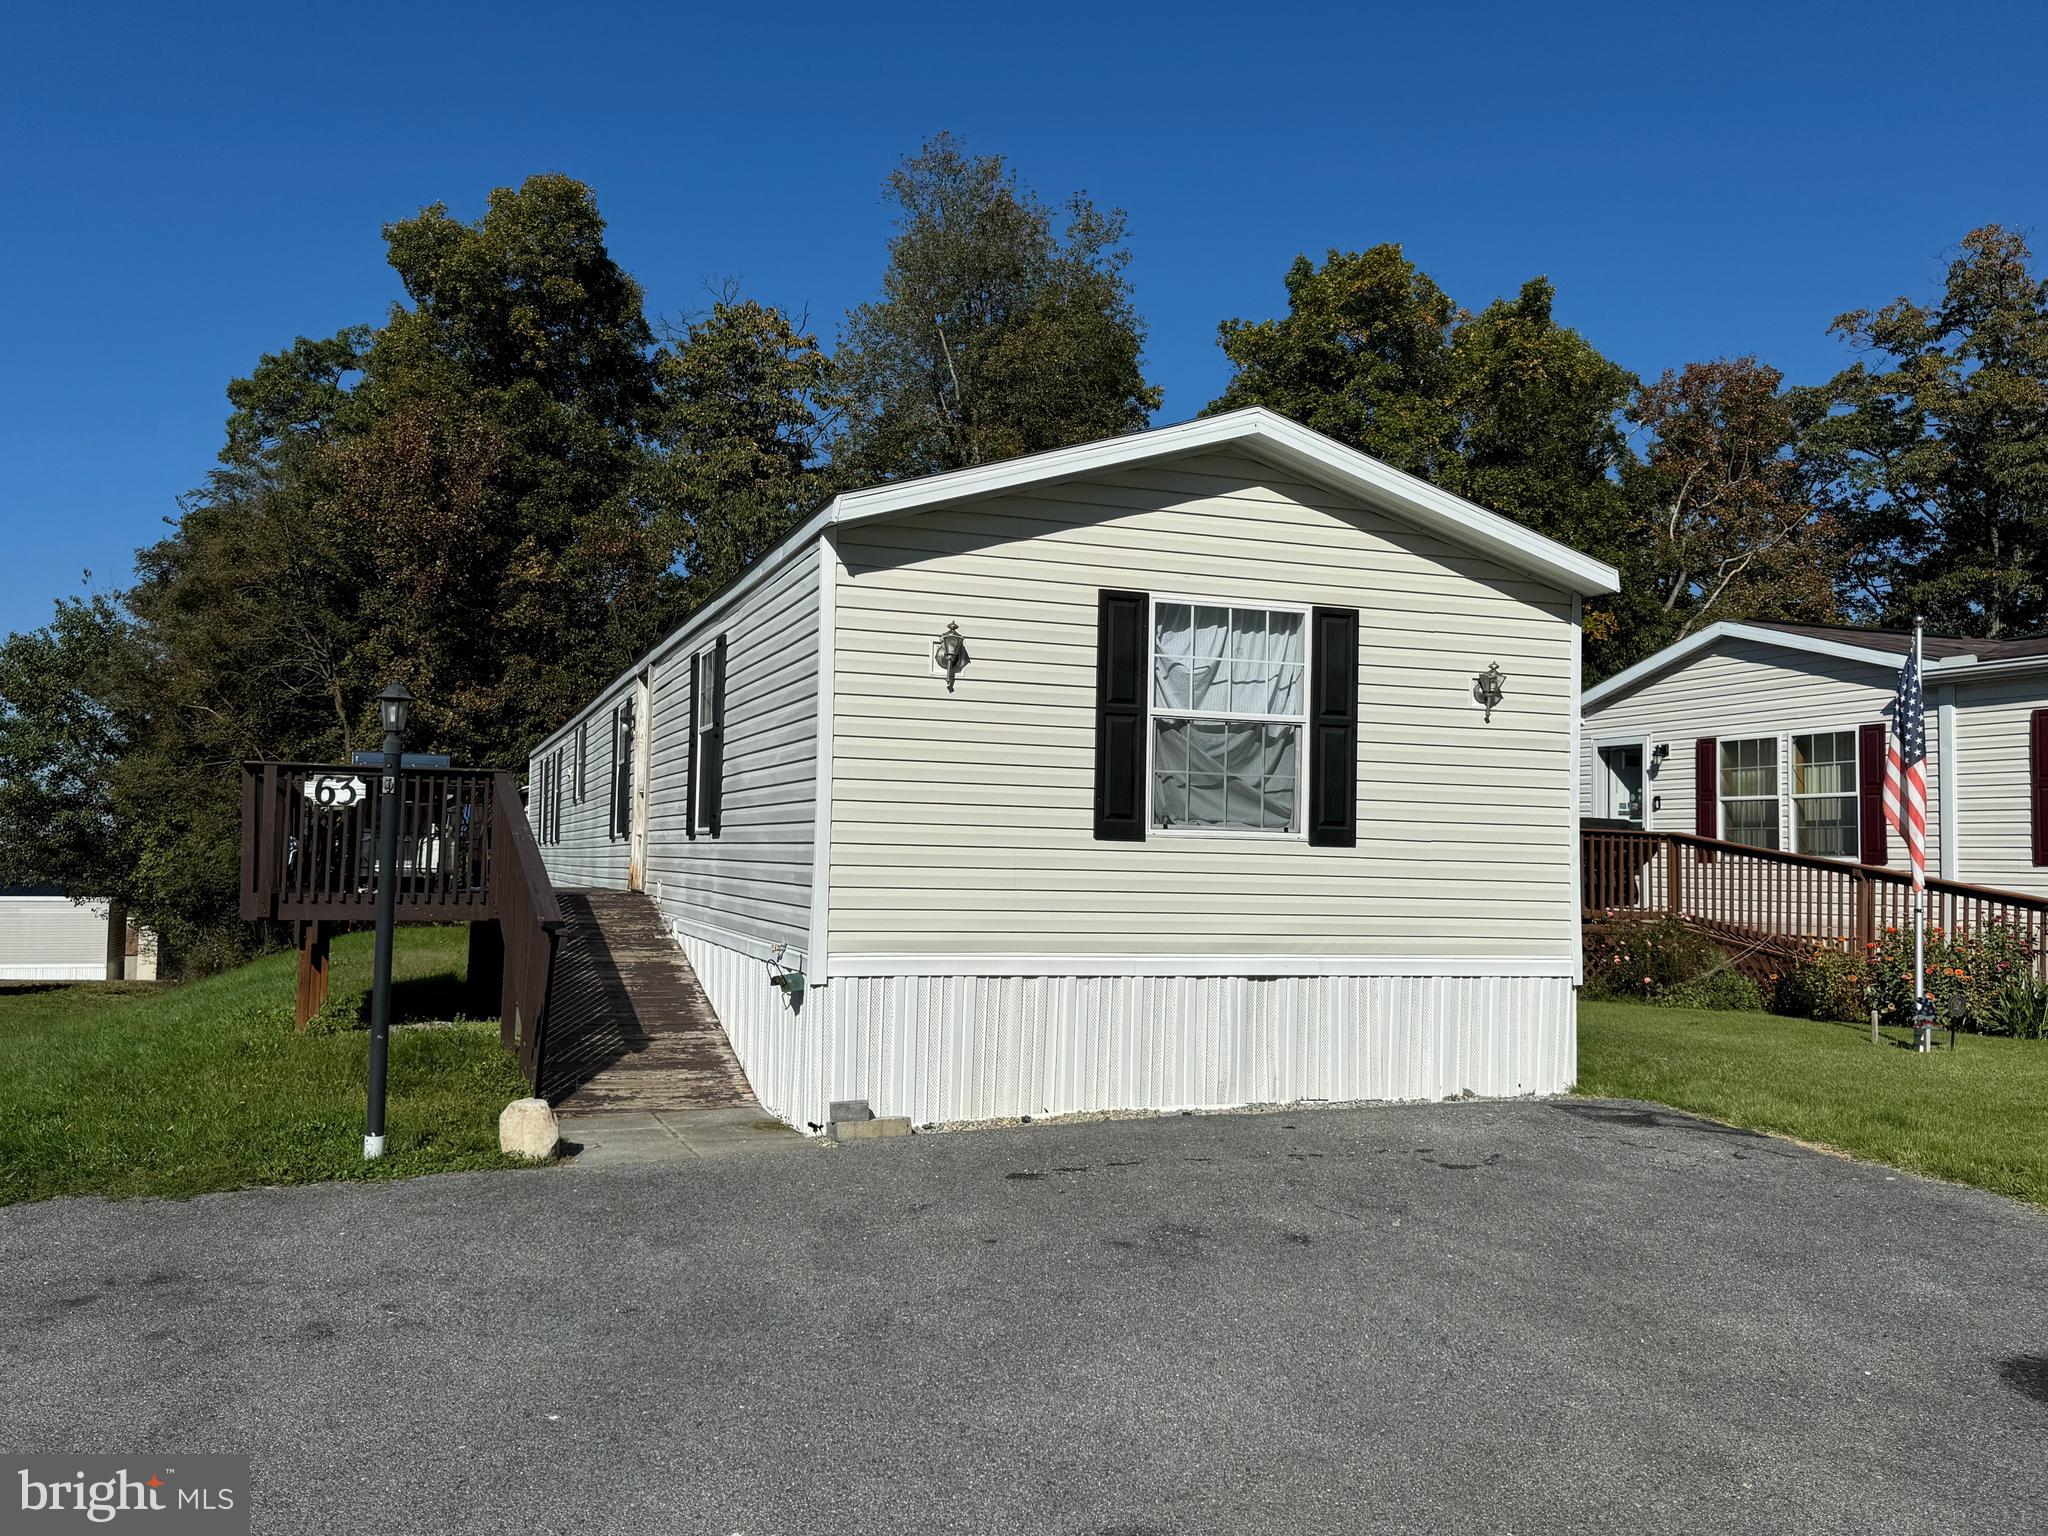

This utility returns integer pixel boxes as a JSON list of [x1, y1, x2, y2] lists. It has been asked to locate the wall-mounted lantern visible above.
[[932, 621, 970, 692], [1472, 662, 1506, 722]]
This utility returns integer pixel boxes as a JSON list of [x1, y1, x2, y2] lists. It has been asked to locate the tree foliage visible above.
[[1210, 246, 1640, 672], [6, 175, 836, 966], [834, 134, 1160, 481], [650, 296, 843, 602], [1803, 224, 2048, 636], [0, 594, 139, 902], [1625, 357, 1839, 636]]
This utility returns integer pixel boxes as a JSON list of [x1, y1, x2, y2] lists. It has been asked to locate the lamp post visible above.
[[364, 682, 412, 1160]]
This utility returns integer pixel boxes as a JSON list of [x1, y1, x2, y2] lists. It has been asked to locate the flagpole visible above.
[[1913, 614, 1929, 1053]]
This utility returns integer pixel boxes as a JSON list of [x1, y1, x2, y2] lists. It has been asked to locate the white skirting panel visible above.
[[0, 963, 108, 981], [675, 927, 1576, 1133]]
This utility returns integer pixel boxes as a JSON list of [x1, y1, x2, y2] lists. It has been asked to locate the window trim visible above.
[[1716, 733, 1781, 850], [1143, 591, 1313, 842], [692, 641, 719, 837]]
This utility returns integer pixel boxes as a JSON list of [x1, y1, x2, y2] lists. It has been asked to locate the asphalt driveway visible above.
[[4, 1099, 2045, 1535]]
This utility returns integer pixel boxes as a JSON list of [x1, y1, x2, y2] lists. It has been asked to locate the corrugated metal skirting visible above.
[[677, 928, 1575, 1133]]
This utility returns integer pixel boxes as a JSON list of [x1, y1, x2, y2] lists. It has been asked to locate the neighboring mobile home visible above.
[[528, 408, 1619, 1131], [1579, 621, 2048, 894], [0, 887, 156, 982]]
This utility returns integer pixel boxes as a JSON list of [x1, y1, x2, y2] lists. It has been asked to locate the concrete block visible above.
[[828, 1116, 912, 1143], [499, 1097, 561, 1161], [828, 1099, 874, 1124]]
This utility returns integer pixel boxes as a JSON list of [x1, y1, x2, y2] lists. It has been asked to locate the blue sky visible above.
[[2, 0, 2040, 639]]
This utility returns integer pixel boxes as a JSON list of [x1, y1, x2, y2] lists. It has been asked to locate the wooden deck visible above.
[[540, 890, 760, 1113]]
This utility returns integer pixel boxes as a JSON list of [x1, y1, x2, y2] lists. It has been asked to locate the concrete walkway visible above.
[[558, 1104, 809, 1167]]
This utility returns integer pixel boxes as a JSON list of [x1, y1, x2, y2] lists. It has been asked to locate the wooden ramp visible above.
[[540, 890, 759, 1113]]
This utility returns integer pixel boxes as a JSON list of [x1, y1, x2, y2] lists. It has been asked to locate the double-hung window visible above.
[[1718, 736, 1779, 849], [1148, 600, 1307, 835], [1718, 730, 1863, 858], [1792, 730, 1858, 857]]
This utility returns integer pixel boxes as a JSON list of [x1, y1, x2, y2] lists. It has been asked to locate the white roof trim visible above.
[[828, 407, 1620, 598], [1582, 621, 1940, 711]]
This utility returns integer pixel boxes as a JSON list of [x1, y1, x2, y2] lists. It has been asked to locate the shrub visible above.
[[1775, 947, 1867, 1023], [1584, 917, 1760, 1010], [1974, 975, 2048, 1040], [1662, 969, 1767, 1012], [1862, 920, 2038, 1030]]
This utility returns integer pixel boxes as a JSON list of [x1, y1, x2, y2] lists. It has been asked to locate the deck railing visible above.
[[1583, 827, 2048, 969], [240, 761, 563, 1084], [240, 762, 499, 922], [488, 770, 563, 1084]]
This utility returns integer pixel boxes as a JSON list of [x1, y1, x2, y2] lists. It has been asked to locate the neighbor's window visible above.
[[1149, 601, 1306, 834], [1718, 736, 1779, 849], [1792, 730, 1858, 858]]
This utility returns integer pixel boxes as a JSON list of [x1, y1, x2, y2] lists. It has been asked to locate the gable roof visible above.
[[830, 408, 1621, 598], [1583, 619, 2048, 712], [534, 410, 1618, 755]]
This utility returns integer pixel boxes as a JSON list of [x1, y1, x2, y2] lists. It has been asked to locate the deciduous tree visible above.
[[1626, 357, 1839, 638], [834, 134, 1161, 481], [1803, 225, 2048, 635]]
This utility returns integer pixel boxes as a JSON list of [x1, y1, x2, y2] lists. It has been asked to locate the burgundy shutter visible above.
[[1693, 737, 1717, 863], [685, 656, 699, 842], [1093, 590, 1149, 841], [1858, 722, 1888, 866], [1307, 607, 1360, 848], [2032, 710, 2048, 866], [705, 634, 728, 838]]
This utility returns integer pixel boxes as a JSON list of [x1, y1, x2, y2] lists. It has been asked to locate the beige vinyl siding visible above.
[[1579, 638, 1938, 875], [1949, 674, 2048, 895], [644, 550, 819, 954], [530, 687, 633, 891], [0, 895, 111, 980], [826, 448, 1578, 960]]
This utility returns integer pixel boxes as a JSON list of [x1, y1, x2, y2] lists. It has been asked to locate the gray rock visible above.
[[828, 1099, 874, 1124]]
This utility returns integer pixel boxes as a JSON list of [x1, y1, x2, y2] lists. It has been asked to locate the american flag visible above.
[[1883, 643, 1928, 889]]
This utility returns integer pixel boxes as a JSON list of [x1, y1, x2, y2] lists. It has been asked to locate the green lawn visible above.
[[1579, 999, 2048, 1207], [0, 927, 538, 1204]]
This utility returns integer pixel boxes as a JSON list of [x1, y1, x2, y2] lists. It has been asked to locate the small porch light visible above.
[[1472, 662, 1506, 722], [378, 682, 414, 738], [933, 621, 969, 692]]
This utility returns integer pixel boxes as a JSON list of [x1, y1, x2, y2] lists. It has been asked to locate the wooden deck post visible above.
[[1664, 838, 1683, 918], [294, 920, 331, 1031]]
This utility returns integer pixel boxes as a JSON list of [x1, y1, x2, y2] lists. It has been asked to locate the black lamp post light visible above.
[[364, 681, 412, 1160]]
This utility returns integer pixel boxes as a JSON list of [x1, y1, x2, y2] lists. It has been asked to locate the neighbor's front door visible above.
[[1596, 742, 1645, 826], [628, 671, 652, 890]]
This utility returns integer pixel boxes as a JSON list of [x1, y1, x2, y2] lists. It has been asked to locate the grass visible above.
[[0, 927, 539, 1205], [1578, 998, 2048, 1207]]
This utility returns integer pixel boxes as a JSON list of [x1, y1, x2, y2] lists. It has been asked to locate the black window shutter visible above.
[[686, 655, 699, 842], [2032, 710, 2048, 867], [1858, 722, 1888, 866], [1307, 607, 1359, 847], [1093, 590, 1149, 841], [706, 634, 728, 838]]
